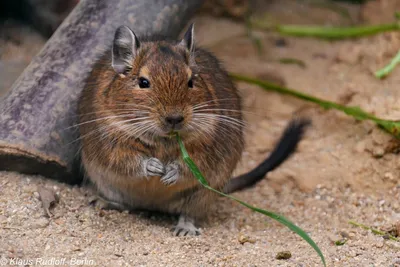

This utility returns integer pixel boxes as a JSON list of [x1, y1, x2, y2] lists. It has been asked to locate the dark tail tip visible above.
[[223, 118, 311, 194]]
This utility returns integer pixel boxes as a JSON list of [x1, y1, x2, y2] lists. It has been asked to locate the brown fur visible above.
[[78, 37, 244, 220]]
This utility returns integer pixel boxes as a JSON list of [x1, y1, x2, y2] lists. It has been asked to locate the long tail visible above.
[[223, 118, 310, 194]]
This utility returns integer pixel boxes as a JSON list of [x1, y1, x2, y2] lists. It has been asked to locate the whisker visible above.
[[192, 118, 242, 136], [65, 123, 113, 146], [195, 108, 259, 117], [68, 118, 153, 146], [79, 109, 149, 116], [135, 122, 158, 139], [70, 109, 149, 119], [68, 115, 150, 129], [193, 118, 244, 134], [193, 113, 246, 127], [193, 108, 243, 114], [113, 102, 156, 109], [192, 100, 277, 116], [192, 98, 239, 109], [118, 120, 152, 140]]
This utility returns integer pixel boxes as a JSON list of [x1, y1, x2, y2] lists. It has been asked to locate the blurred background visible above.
[[0, 0, 395, 99]]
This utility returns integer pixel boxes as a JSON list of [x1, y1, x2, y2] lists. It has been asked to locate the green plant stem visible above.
[[349, 221, 399, 242], [251, 18, 400, 39], [278, 58, 306, 68], [230, 73, 400, 138], [375, 49, 400, 79], [176, 134, 326, 267]]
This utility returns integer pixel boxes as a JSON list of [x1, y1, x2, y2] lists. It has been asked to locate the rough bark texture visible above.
[[0, 0, 204, 184]]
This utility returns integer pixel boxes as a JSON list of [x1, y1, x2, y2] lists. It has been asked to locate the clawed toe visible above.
[[145, 157, 165, 176], [172, 226, 201, 236], [161, 163, 179, 185], [173, 215, 201, 236]]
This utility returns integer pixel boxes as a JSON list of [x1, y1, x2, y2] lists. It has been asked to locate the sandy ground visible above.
[[1, 1, 400, 266]]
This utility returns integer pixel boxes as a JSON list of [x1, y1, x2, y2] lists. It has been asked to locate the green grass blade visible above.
[[278, 58, 306, 68], [176, 134, 326, 267], [375, 49, 400, 79], [250, 17, 400, 39], [230, 73, 400, 139], [176, 135, 209, 186], [349, 220, 399, 242], [276, 24, 399, 39]]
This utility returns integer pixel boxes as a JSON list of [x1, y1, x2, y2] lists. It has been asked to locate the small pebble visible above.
[[372, 147, 385, 158], [384, 172, 394, 181], [276, 251, 292, 260], [340, 231, 350, 239], [238, 234, 255, 245], [375, 241, 384, 248]]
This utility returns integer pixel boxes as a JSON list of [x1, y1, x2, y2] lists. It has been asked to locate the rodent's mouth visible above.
[[159, 129, 181, 138], [156, 127, 192, 139]]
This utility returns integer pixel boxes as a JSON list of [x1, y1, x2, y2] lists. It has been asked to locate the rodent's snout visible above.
[[164, 114, 184, 130]]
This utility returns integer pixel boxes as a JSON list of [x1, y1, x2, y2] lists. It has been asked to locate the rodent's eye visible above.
[[188, 78, 193, 88], [138, 77, 150, 89]]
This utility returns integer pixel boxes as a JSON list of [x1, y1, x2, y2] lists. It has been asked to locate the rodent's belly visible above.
[[84, 160, 197, 211]]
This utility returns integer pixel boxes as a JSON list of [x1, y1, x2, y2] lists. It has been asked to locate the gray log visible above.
[[0, 0, 204, 184]]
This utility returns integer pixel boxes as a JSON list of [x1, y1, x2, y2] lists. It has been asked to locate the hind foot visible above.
[[173, 215, 201, 236]]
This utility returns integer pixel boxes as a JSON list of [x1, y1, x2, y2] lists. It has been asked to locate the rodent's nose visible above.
[[165, 115, 184, 128]]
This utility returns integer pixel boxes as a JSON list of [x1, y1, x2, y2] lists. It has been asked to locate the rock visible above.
[[276, 251, 292, 260], [374, 241, 384, 248], [371, 147, 385, 158], [238, 234, 256, 245]]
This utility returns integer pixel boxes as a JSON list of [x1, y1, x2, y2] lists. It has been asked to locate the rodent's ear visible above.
[[112, 25, 140, 75], [179, 23, 195, 53]]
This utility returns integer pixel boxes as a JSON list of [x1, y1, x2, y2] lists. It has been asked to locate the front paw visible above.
[[145, 157, 165, 177], [160, 163, 179, 185]]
